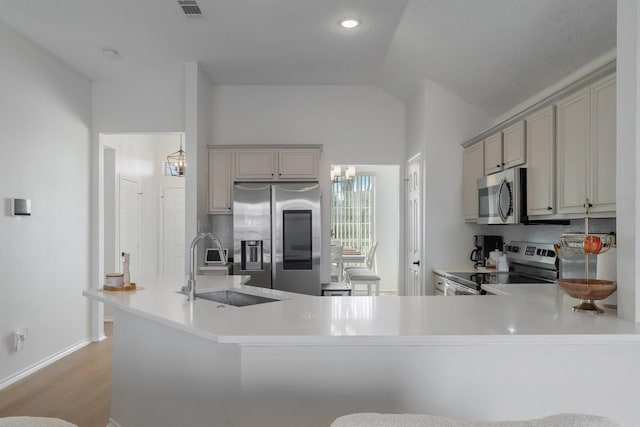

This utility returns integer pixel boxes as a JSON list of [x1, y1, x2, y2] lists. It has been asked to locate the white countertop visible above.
[[84, 274, 640, 346]]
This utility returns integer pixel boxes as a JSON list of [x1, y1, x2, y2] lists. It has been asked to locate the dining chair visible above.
[[330, 244, 344, 282], [344, 242, 380, 295]]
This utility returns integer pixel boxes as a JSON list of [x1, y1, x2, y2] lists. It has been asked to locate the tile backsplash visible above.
[[473, 217, 616, 246]]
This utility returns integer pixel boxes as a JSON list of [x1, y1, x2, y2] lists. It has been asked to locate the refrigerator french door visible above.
[[233, 182, 321, 296]]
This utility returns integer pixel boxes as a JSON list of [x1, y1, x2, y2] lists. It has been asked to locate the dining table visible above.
[[342, 248, 365, 266]]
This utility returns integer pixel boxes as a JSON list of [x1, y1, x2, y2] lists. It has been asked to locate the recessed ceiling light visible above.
[[339, 18, 361, 29], [102, 48, 120, 59]]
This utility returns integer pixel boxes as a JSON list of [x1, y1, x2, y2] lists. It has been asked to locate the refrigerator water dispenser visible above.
[[242, 240, 263, 271]]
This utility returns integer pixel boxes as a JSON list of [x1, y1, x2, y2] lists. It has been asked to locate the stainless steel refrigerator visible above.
[[233, 182, 321, 295]]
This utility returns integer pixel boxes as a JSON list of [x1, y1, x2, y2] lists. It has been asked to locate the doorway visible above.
[[329, 164, 400, 295], [101, 133, 186, 282]]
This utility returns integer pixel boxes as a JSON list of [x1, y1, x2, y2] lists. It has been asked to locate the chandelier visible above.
[[167, 137, 186, 177], [331, 165, 356, 181]]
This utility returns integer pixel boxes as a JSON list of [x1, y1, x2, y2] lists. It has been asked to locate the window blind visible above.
[[330, 175, 374, 252]]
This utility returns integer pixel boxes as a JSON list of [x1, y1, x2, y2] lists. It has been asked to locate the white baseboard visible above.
[[107, 418, 123, 427], [0, 337, 92, 391]]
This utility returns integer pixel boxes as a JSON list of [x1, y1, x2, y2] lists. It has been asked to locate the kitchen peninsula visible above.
[[85, 278, 640, 427]]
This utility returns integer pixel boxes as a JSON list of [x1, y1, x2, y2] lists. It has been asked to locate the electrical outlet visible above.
[[14, 329, 27, 351]]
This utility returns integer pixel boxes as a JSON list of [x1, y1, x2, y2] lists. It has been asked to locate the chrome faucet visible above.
[[182, 232, 227, 301]]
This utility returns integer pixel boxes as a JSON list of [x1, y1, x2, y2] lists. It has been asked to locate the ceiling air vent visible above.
[[178, 0, 202, 17]]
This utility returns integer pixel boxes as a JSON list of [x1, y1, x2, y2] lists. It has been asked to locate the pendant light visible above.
[[167, 136, 186, 177]]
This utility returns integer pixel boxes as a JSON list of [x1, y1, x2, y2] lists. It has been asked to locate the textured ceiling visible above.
[[0, 0, 616, 116]]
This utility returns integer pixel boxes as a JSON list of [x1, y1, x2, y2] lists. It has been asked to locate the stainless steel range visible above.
[[436, 241, 558, 296]]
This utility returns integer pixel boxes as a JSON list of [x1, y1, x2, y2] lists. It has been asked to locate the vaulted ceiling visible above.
[[0, 0, 616, 116]]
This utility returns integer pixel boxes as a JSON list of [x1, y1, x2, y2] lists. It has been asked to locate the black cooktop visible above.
[[446, 271, 553, 291]]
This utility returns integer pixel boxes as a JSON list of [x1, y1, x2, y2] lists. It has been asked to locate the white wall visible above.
[[406, 79, 492, 294], [184, 63, 214, 272], [210, 85, 406, 285], [616, 0, 640, 322], [92, 80, 184, 133], [0, 21, 92, 386]]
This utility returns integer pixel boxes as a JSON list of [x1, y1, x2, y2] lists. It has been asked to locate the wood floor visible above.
[[0, 323, 113, 427]]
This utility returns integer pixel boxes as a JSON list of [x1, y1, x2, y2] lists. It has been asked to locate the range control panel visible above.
[[505, 241, 557, 268]]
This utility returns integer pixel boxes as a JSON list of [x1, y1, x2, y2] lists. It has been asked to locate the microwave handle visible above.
[[497, 178, 508, 223]]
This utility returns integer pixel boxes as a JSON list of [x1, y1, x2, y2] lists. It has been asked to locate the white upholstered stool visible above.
[[0, 417, 77, 427]]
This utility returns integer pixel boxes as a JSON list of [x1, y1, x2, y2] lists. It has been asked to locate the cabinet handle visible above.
[[547, 206, 552, 211], [496, 164, 501, 168], [502, 162, 505, 166]]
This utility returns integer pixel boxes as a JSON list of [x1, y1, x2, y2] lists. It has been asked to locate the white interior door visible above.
[[119, 176, 140, 282], [405, 155, 422, 295], [162, 187, 185, 278]]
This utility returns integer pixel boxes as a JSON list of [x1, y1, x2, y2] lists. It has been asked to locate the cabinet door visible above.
[[235, 149, 276, 180], [484, 132, 503, 175], [208, 150, 233, 214], [589, 74, 616, 213], [503, 120, 526, 169], [556, 87, 590, 215], [463, 142, 484, 221], [277, 149, 319, 180], [526, 106, 555, 216]]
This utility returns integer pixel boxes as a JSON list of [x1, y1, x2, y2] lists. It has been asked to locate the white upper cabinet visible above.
[[556, 74, 616, 216], [589, 74, 616, 213], [277, 149, 320, 180], [234, 148, 320, 181], [234, 149, 278, 180], [208, 149, 233, 214], [484, 120, 526, 175], [526, 106, 555, 216], [502, 120, 526, 169], [484, 122, 526, 176], [463, 141, 484, 221], [483, 132, 503, 175]]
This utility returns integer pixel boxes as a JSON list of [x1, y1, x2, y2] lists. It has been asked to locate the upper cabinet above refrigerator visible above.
[[207, 145, 322, 215], [234, 147, 320, 181]]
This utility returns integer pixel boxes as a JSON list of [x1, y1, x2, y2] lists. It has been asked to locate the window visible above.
[[163, 161, 184, 177], [330, 175, 374, 251]]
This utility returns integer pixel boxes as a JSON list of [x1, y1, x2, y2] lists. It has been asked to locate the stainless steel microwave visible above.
[[477, 168, 525, 224]]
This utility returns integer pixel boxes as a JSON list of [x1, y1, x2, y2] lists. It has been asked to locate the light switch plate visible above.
[[11, 198, 31, 216]]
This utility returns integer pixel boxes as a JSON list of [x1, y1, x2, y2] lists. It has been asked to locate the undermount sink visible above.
[[196, 290, 280, 307]]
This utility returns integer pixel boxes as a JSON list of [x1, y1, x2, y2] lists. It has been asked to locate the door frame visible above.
[[160, 186, 186, 277], [118, 175, 141, 281]]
